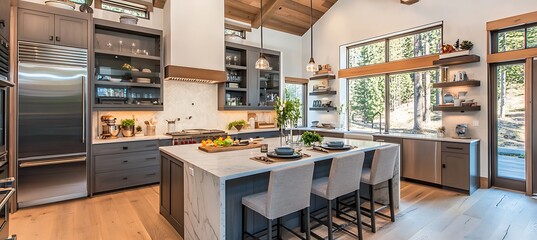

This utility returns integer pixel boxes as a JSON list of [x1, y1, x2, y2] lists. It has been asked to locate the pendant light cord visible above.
[[310, 0, 313, 59], [260, 0, 264, 55]]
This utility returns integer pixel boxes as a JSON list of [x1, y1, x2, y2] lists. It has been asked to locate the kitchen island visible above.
[[159, 138, 399, 240]]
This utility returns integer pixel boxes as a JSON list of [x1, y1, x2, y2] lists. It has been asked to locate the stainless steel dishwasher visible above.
[[402, 139, 442, 184]]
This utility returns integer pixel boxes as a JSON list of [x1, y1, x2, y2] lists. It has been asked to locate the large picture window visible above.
[[493, 24, 537, 53], [348, 75, 386, 133], [285, 84, 306, 127]]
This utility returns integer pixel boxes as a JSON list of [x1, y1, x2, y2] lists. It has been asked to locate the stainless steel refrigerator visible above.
[[17, 41, 88, 208]]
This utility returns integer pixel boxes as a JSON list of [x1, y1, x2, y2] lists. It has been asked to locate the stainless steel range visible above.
[[166, 129, 227, 145]]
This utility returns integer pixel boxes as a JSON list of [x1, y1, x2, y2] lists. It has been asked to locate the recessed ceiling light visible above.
[[401, 0, 419, 5]]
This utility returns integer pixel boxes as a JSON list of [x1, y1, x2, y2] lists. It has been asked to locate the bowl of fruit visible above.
[[201, 136, 235, 148]]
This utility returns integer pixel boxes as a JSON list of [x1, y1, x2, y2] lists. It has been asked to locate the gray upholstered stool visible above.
[[359, 145, 398, 233], [242, 162, 315, 240], [309, 151, 365, 240]]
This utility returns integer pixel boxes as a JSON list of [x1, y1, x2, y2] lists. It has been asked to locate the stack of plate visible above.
[[45, 1, 75, 10], [136, 78, 151, 84]]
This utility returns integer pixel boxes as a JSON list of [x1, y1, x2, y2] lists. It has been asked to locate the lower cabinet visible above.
[[91, 140, 164, 194], [160, 153, 184, 238], [441, 142, 480, 194]]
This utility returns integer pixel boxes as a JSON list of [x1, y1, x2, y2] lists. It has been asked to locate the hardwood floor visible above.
[[10, 181, 537, 240]]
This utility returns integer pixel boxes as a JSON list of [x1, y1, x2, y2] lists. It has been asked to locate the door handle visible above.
[[0, 20, 5, 29], [122, 160, 129, 163], [442, 164, 446, 168], [82, 76, 85, 144], [49, 36, 54, 41], [56, 36, 61, 42]]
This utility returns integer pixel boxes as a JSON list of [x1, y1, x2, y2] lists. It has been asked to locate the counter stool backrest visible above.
[[369, 145, 399, 185], [266, 162, 315, 219], [327, 151, 366, 200]]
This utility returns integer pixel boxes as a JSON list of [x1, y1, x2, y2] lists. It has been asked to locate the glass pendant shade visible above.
[[306, 57, 318, 72], [255, 54, 270, 70]]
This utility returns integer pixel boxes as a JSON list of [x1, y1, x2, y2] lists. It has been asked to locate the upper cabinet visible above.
[[0, 0, 10, 41], [220, 42, 281, 111], [18, 8, 88, 49]]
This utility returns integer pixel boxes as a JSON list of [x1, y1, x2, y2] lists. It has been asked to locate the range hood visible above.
[[165, 65, 227, 84]]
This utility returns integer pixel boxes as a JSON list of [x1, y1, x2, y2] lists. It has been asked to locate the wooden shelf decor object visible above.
[[309, 74, 336, 80], [433, 55, 480, 66], [433, 80, 481, 88], [433, 105, 481, 112]]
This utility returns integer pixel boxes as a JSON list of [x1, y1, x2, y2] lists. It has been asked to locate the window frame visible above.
[[95, 0, 152, 20], [285, 82, 308, 128], [491, 23, 537, 54], [346, 24, 443, 68]]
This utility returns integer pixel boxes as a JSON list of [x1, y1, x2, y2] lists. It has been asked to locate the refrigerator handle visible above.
[[82, 76, 86, 144]]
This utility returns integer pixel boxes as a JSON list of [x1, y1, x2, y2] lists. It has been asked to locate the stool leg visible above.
[[305, 207, 311, 240], [267, 218, 273, 240], [327, 199, 333, 240], [277, 218, 282, 239], [242, 205, 247, 240], [369, 184, 376, 233], [336, 197, 341, 218], [355, 190, 363, 240], [300, 209, 305, 233], [388, 179, 395, 222]]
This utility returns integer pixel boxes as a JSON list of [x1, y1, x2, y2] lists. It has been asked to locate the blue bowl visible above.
[[327, 141, 344, 148], [274, 147, 295, 156]]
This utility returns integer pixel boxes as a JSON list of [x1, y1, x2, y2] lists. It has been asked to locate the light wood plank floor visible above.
[[10, 182, 537, 240]]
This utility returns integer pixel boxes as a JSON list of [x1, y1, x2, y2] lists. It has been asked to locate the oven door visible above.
[[0, 179, 15, 240]]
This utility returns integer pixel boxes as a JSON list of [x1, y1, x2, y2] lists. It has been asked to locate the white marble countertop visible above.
[[160, 137, 394, 181], [93, 135, 172, 145], [226, 128, 279, 135], [371, 133, 480, 144]]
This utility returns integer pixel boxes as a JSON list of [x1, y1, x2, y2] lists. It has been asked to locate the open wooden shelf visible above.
[[310, 107, 337, 112], [225, 64, 247, 70], [95, 81, 161, 88], [433, 105, 481, 112], [225, 87, 247, 92], [309, 74, 336, 80], [95, 49, 161, 61], [433, 55, 480, 66], [433, 80, 480, 88], [310, 91, 337, 96]]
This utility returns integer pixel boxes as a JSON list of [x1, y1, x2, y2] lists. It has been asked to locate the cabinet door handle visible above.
[[123, 146, 128, 150], [146, 157, 157, 161], [122, 160, 129, 163], [56, 36, 61, 42], [146, 173, 157, 176], [442, 164, 446, 168], [49, 36, 54, 41], [122, 177, 128, 180], [446, 147, 463, 150]]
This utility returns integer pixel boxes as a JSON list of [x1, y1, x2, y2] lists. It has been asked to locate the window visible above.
[[69, 0, 85, 4], [225, 28, 246, 39], [347, 41, 385, 68], [389, 28, 442, 61], [285, 84, 306, 127], [97, 0, 150, 19], [389, 69, 441, 134], [347, 24, 442, 67], [493, 24, 537, 53], [348, 75, 386, 133]]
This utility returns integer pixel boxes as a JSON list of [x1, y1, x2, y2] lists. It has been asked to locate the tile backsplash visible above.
[[92, 81, 275, 138]]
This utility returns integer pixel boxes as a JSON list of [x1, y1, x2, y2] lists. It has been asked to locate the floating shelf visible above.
[[310, 91, 337, 96], [225, 64, 248, 70], [310, 107, 337, 112], [260, 69, 280, 74], [225, 87, 247, 92], [433, 105, 481, 112], [95, 49, 161, 61], [433, 55, 480, 66], [309, 74, 336, 80], [433, 80, 480, 88], [95, 81, 161, 88]]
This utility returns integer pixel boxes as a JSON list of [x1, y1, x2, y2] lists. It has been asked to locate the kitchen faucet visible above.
[[372, 111, 383, 134]]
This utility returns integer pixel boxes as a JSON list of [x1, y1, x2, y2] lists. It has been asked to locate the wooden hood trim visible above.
[[165, 65, 227, 84]]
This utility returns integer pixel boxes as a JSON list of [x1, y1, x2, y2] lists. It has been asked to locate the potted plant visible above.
[[437, 126, 446, 138], [121, 119, 135, 137], [135, 125, 144, 137], [227, 120, 247, 131], [300, 131, 323, 147], [275, 89, 302, 145]]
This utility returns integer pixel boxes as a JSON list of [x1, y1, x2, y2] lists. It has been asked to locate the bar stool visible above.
[[242, 162, 315, 240], [360, 145, 399, 233], [309, 151, 365, 240]]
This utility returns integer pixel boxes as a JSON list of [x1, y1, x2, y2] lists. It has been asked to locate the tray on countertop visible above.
[[198, 142, 262, 153]]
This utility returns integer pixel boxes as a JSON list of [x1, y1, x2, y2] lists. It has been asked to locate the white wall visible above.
[[21, 0, 164, 29], [303, 0, 537, 177]]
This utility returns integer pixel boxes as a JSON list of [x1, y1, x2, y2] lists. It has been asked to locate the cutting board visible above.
[[198, 142, 262, 153]]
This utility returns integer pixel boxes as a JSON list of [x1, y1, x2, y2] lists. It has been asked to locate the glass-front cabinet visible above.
[[219, 42, 281, 110], [92, 19, 163, 111]]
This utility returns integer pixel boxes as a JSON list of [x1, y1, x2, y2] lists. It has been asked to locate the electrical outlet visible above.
[[473, 120, 479, 127], [189, 167, 194, 176]]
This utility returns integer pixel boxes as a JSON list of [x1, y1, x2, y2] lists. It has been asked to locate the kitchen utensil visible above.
[[100, 115, 120, 138], [443, 92, 454, 104], [110, 78, 122, 83], [266, 151, 302, 159], [45, 1, 75, 10], [321, 144, 352, 150], [142, 68, 152, 73], [326, 141, 344, 148], [120, 15, 138, 25], [146, 125, 156, 136], [274, 147, 295, 156]]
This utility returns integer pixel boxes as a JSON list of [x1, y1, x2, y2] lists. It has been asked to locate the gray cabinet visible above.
[[91, 140, 162, 194], [0, 0, 10, 41], [18, 8, 88, 48], [441, 142, 479, 194], [160, 153, 185, 238]]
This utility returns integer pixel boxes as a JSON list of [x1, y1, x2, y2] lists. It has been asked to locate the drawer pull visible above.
[[446, 147, 463, 150], [123, 146, 128, 150], [123, 160, 129, 163], [146, 173, 157, 176], [122, 177, 128, 180], [146, 157, 157, 161], [442, 164, 446, 168]]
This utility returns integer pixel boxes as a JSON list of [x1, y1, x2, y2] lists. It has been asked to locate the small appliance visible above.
[[100, 115, 120, 138], [455, 124, 470, 139]]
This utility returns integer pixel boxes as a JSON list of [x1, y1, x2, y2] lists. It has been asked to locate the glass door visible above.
[[491, 61, 526, 191]]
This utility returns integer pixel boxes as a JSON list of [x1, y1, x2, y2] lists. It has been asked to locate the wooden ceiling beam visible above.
[[282, 0, 323, 20], [153, 0, 166, 8], [251, 0, 287, 29], [225, 5, 257, 23], [264, 18, 308, 35]]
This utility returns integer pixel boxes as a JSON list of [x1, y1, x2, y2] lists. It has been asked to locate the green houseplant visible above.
[[275, 89, 302, 145], [227, 120, 247, 131], [121, 119, 135, 137], [300, 131, 323, 146]]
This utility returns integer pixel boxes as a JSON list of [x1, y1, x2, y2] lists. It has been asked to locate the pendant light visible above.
[[255, 0, 270, 70], [306, 0, 318, 72]]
